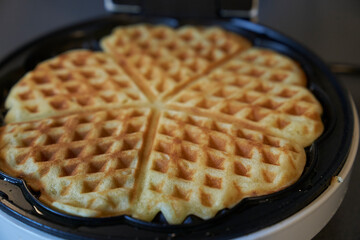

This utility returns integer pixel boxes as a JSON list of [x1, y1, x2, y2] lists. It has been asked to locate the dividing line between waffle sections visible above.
[[130, 106, 161, 204], [161, 48, 247, 103], [115, 58, 158, 103]]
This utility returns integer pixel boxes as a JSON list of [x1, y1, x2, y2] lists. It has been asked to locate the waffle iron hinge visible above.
[[104, 0, 259, 21]]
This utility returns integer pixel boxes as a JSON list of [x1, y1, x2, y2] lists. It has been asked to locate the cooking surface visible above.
[[0, 0, 359, 239]]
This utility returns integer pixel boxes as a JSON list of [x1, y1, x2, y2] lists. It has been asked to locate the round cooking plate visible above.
[[0, 15, 355, 239]]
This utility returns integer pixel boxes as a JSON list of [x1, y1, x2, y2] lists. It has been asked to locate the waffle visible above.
[[0, 108, 152, 217], [0, 24, 324, 224], [133, 110, 306, 223], [5, 50, 148, 123], [167, 49, 323, 147], [100, 24, 251, 100]]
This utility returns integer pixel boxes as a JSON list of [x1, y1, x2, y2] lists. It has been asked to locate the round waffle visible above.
[[0, 24, 323, 224]]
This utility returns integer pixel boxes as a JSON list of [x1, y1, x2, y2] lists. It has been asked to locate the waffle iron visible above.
[[0, 3, 357, 239]]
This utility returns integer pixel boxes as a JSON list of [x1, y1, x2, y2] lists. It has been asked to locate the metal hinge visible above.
[[104, 0, 259, 21]]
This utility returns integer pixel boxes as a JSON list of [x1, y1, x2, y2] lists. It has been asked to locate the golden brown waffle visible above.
[[132, 110, 306, 224], [5, 50, 148, 123], [0, 108, 152, 217], [100, 24, 251, 100], [167, 49, 323, 147], [0, 24, 324, 224], [0, 107, 305, 223]]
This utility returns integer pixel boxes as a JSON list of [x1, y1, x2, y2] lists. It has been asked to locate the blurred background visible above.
[[0, 0, 359, 239]]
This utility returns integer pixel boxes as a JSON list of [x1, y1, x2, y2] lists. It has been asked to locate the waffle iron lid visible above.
[[0, 15, 354, 239]]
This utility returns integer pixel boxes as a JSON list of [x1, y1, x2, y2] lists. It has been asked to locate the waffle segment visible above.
[[5, 50, 148, 123], [101, 24, 251, 99], [168, 49, 323, 147], [0, 107, 152, 217], [133, 110, 306, 223]]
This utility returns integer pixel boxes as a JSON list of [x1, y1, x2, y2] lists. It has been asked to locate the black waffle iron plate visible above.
[[0, 15, 354, 240]]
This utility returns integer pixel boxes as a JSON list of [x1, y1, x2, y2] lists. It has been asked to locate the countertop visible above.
[[0, 0, 359, 239]]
